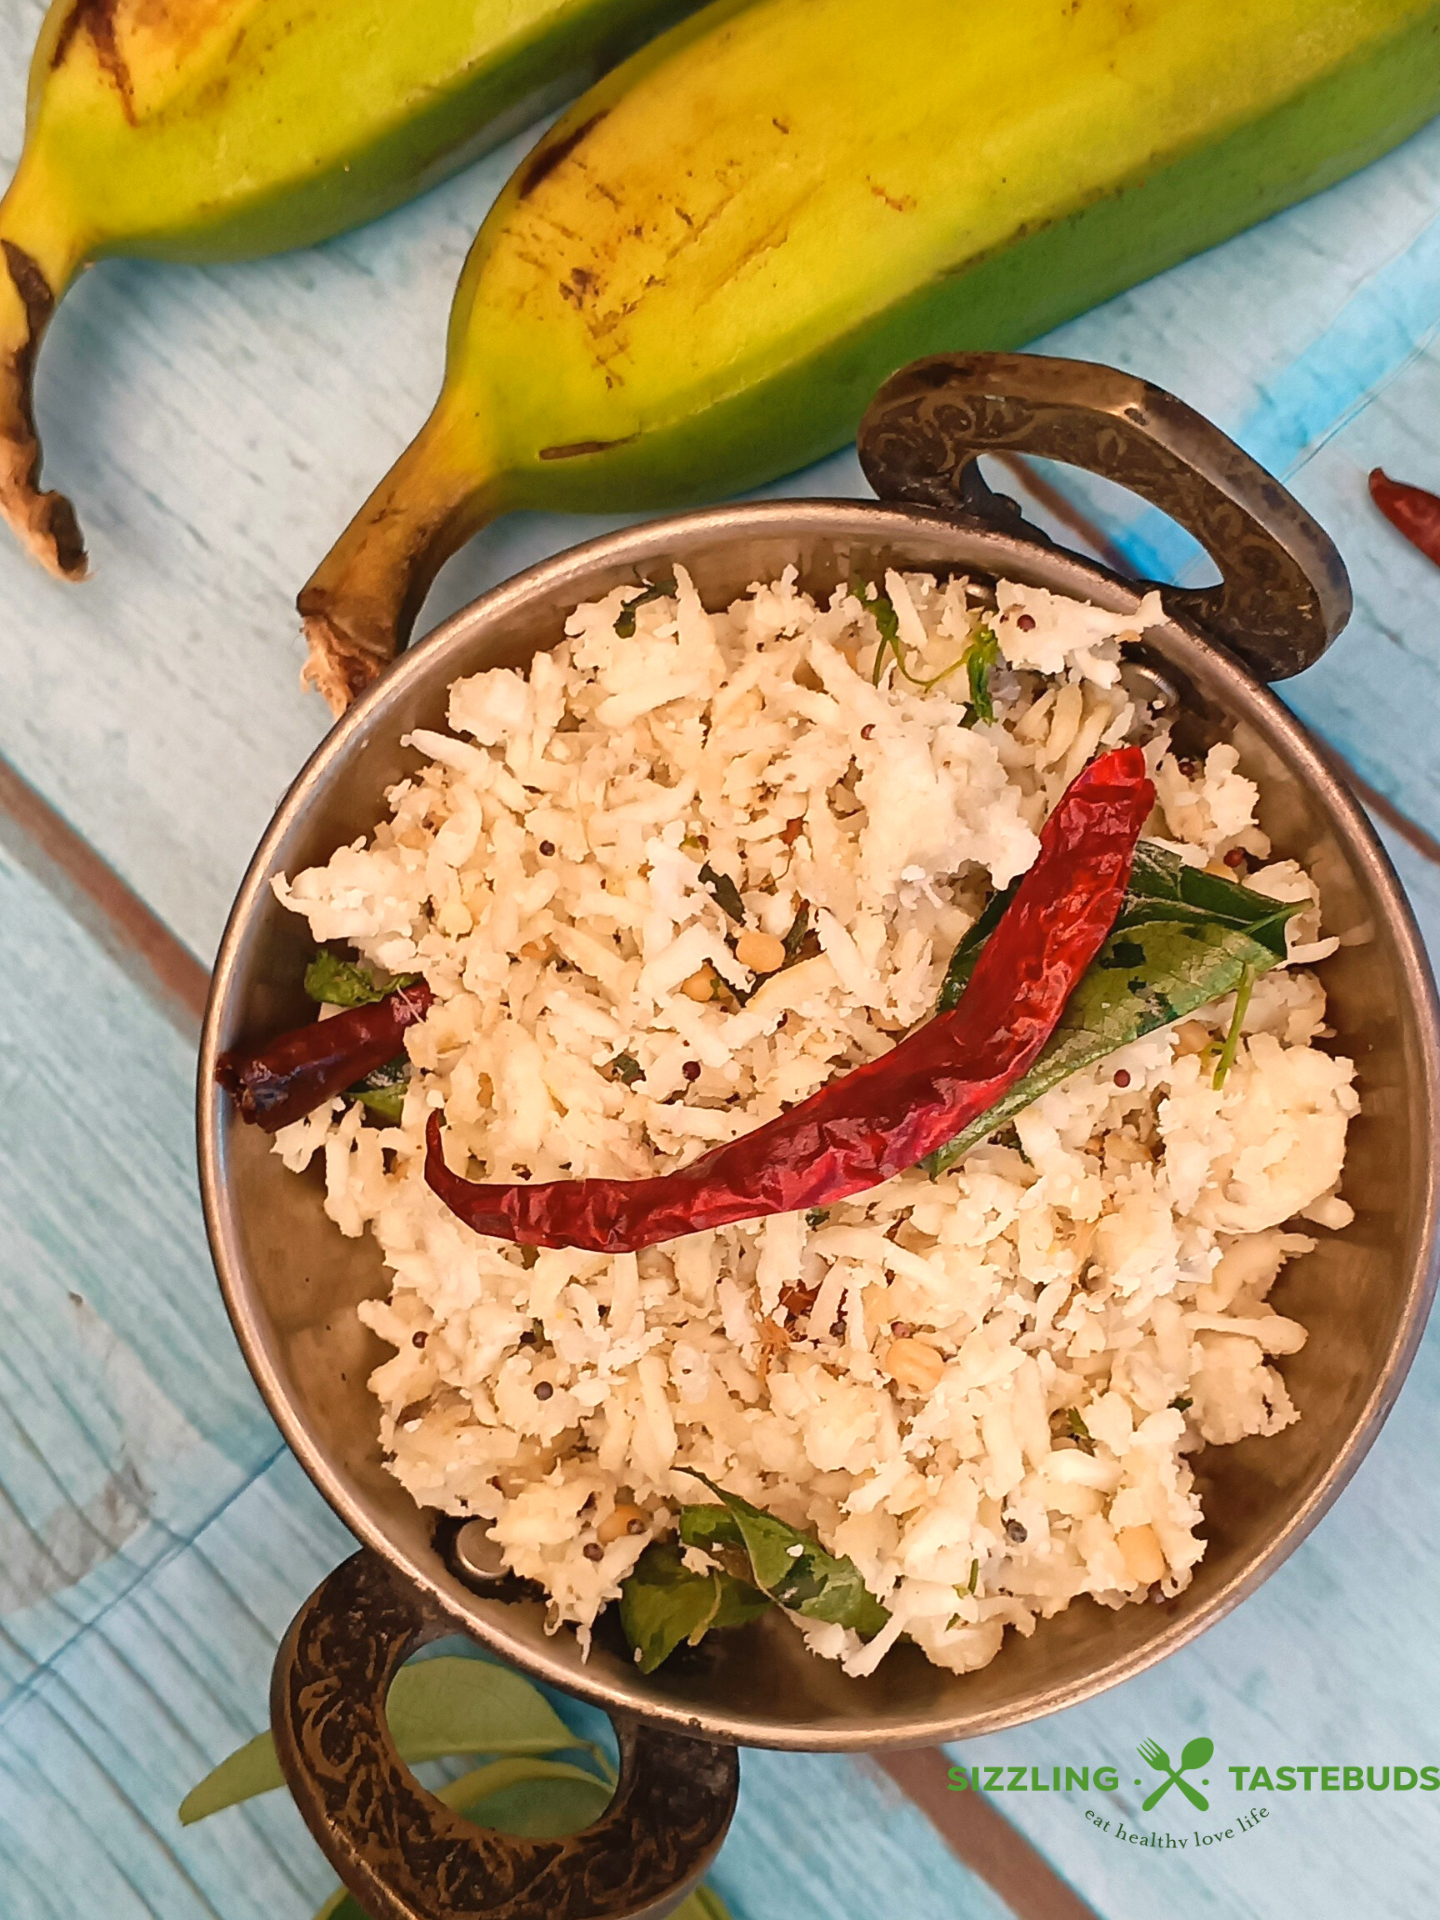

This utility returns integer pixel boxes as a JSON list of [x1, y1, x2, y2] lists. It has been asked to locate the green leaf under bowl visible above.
[[179, 1657, 594, 1825]]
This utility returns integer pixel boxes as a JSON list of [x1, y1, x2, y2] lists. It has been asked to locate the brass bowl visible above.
[[198, 355, 1440, 1920]]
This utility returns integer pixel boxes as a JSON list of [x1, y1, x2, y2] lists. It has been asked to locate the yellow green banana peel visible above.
[[0, 0, 698, 580], [298, 0, 1440, 710]]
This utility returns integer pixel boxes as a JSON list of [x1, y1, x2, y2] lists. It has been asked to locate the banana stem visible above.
[[0, 158, 88, 579], [298, 408, 503, 714]]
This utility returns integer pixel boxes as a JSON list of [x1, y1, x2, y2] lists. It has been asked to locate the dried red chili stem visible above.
[[425, 747, 1154, 1252], [216, 980, 433, 1132], [1370, 469, 1440, 568]]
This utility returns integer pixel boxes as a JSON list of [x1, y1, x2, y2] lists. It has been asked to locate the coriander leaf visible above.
[[620, 1542, 770, 1674], [858, 583, 903, 686], [304, 949, 417, 1008], [613, 578, 676, 638], [924, 844, 1305, 1177], [966, 626, 1000, 723], [1212, 963, 1255, 1089], [179, 1658, 588, 1824], [605, 1051, 644, 1086], [682, 1477, 889, 1638], [1066, 1408, 1095, 1455], [698, 862, 746, 924]]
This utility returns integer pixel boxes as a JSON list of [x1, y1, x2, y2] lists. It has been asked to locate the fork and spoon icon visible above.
[[1137, 1736, 1214, 1811]]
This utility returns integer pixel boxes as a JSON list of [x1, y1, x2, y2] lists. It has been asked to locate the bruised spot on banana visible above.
[[300, 0, 1440, 713], [0, 0, 702, 580]]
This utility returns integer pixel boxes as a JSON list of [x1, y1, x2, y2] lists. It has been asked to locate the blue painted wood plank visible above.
[[946, 1284, 1440, 1920], [2, 10, 1440, 961], [1018, 115, 1440, 838], [0, 836, 277, 1706], [9, 5, 1440, 1915], [0, 1451, 1018, 1920]]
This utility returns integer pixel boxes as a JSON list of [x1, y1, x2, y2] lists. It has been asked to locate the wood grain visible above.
[[0, 837, 277, 1710], [871, 1750, 1102, 1920], [0, 752, 209, 1036], [6, 2, 1440, 1916]]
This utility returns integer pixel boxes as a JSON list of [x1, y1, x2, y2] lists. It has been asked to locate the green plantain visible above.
[[0, 0, 700, 579], [299, 0, 1440, 711]]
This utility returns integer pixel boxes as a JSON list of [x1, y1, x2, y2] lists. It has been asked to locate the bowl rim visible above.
[[198, 496, 1440, 1749]]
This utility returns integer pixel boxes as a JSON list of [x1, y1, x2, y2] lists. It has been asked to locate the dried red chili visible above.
[[424, 746, 1154, 1252], [1370, 469, 1440, 569], [216, 980, 433, 1132]]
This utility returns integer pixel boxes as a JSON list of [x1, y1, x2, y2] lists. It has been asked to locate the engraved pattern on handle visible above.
[[857, 352, 1352, 682], [271, 1550, 739, 1920]]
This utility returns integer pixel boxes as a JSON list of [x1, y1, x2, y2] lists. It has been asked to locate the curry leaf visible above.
[[683, 1891, 737, 1920], [437, 1756, 614, 1835], [620, 1542, 771, 1675], [613, 578, 676, 638], [925, 845, 1303, 1177], [698, 862, 746, 924], [344, 1054, 410, 1121], [179, 1658, 591, 1824], [179, 1732, 283, 1826], [384, 1658, 590, 1766], [681, 1478, 890, 1638], [781, 901, 814, 967], [936, 879, 1019, 1012], [1118, 842, 1298, 954], [304, 949, 417, 1008], [677, 1506, 745, 1554]]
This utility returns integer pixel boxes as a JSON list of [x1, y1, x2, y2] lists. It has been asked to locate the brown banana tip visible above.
[[299, 605, 384, 715], [1, 238, 87, 580], [0, 440, 88, 581]]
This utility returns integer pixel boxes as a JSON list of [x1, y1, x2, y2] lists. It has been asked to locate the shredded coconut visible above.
[[271, 568, 1354, 1674]]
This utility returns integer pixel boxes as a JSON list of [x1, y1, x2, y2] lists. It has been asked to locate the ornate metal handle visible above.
[[856, 351, 1351, 682], [272, 1550, 739, 1920]]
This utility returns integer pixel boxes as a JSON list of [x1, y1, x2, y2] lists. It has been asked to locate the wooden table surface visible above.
[[4, 5, 1440, 1914]]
